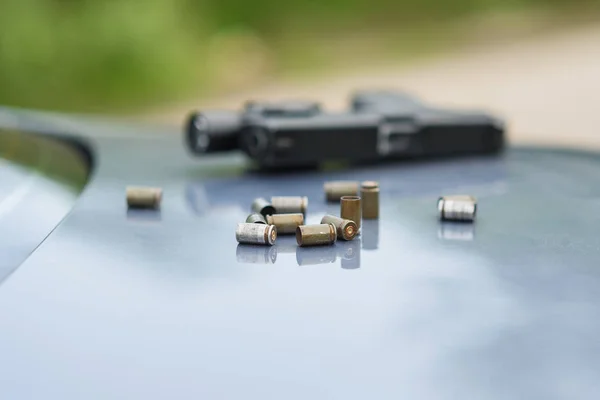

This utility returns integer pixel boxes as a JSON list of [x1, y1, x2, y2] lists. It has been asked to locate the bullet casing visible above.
[[324, 181, 359, 202], [438, 195, 477, 222], [361, 181, 380, 219], [246, 213, 267, 224], [340, 196, 362, 230], [126, 186, 162, 209], [320, 215, 358, 241], [271, 196, 308, 214], [251, 197, 276, 217], [266, 213, 304, 234], [236, 223, 277, 245], [296, 224, 337, 247]]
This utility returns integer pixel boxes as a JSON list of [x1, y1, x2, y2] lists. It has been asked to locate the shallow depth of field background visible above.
[[0, 0, 598, 113]]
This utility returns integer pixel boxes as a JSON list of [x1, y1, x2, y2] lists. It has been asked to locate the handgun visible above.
[[185, 90, 504, 168]]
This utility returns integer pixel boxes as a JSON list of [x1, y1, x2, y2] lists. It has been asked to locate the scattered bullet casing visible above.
[[438, 195, 477, 222], [251, 197, 276, 217], [271, 196, 308, 215], [320, 215, 358, 241], [296, 224, 337, 247], [246, 213, 267, 224], [361, 181, 379, 219], [126, 186, 162, 209], [340, 196, 362, 230], [266, 213, 304, 234], [236, 223, 277, 245], [324, 181, 359, 202]]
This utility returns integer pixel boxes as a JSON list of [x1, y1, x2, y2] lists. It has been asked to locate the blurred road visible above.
[[153, 24, 600, 150]]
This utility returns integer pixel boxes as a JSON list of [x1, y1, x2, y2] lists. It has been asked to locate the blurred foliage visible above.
[[0, 0, 598, 112]]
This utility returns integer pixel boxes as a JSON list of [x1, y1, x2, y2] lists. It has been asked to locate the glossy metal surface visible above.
[[0, 107, 599, 398]]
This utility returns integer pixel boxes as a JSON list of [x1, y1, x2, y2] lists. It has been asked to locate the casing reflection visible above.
[[236, 244, 278, 264], [273, 237, 298, 255], [337, 239, 361, 269], [296, 246, 337, 266], [437, 222, 475, 241], [126, 209, 162, 222], [361, 219, 379, 250]]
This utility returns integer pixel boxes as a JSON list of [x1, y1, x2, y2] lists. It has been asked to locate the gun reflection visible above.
[[185, 156, 506, 218]]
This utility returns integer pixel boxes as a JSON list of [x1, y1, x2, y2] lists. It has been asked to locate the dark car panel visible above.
[[0, 107, 599, 399], [0, 129, 90, 282]]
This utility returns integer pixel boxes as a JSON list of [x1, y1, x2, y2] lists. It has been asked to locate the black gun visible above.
[[185, 90, 504, 168]]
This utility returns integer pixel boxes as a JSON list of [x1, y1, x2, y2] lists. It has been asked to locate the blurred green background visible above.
[[0, 0, 597, 112]]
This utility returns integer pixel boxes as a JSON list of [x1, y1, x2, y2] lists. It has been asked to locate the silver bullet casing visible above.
[[236, 223, 277, 245], [246, 213, 267, 224], [251, 197, 276, 217], [438, 195, 477, 222]]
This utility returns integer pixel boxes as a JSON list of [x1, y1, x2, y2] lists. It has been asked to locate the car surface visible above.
[[0, 107, 599, 399]]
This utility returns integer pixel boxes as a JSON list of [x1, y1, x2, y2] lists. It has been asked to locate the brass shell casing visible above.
[[266, 213, 304, 234], [270, 196, 308, 214], [320, 215, 358, 241], [126, 186, 162, 209], [360, 181, 380, 219], [236, 223, 277, 245], [323, 181, 359, 202], [251, 197, 276, 217], [246, 213, 267, 224], [295, 224, 337, 247], [340, 196, 362, 230]]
